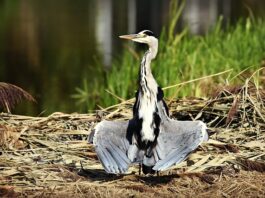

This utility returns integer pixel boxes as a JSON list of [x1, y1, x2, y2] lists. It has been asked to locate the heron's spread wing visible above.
[[90, 119, 208, 173], [89, 120, 132, 174], [153, 120, 208, 171]]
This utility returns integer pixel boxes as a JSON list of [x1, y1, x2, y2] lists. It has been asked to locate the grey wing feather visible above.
[[89, 120, 132, 174], [153, 120, 208, 171]]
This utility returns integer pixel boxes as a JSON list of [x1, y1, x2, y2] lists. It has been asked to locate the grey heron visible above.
[[89, 30, 208, 174]]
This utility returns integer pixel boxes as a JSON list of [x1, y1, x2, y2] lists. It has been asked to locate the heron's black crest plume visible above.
[[143, 30, 155, 37], [0, 82, 36, 113]]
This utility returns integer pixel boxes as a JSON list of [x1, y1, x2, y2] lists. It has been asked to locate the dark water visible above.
[[0, 0, 265, 115]]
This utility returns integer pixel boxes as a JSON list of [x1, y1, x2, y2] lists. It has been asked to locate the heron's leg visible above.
[[146, 147, 154, 158], [138, 163, 142, 175]]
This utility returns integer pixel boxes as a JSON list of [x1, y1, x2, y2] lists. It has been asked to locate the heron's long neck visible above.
[[139, 45, 158, 93]]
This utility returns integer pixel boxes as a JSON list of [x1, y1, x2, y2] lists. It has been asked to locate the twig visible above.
[[163, 69, 233, 90]]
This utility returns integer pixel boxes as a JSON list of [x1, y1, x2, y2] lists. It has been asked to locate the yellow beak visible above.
[[119, 34, 138, 40]]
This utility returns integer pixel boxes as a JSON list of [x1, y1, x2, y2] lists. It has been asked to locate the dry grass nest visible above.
[[0, 80, 265, 197]]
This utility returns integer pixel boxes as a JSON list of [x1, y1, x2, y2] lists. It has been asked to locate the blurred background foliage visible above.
[[0, 0, 265, 115]]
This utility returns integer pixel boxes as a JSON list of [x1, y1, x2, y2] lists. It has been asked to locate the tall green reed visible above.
[[74, 4, 265, 111]]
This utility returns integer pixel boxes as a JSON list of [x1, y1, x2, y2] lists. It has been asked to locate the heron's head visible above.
[[119, 30, 157, 46]]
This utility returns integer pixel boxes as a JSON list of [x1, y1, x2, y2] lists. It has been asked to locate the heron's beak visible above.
[[119, 34, 139, 40]]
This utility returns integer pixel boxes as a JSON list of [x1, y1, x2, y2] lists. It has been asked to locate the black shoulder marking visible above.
[[157, 87, 169, 116], [133, 90, 139, 116], [143, 30, 155, 37], [126, 119, 136, 144], [153, 112, 161, 137], [157, 87, 164, 101]]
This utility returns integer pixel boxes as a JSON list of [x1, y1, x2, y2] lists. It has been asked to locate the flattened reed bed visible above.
[[0, 81, 264, 197]]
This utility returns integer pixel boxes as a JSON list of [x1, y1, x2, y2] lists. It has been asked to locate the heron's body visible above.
[[89, 30, 208, 174]]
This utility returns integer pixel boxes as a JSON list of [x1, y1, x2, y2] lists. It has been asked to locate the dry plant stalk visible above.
[[0, 124, 24, 149], [235, 158, 265, 172], [226, 96, 239, 125], [0, 82, 35, 113]]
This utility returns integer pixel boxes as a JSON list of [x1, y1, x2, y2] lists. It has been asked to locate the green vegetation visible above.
[[74, 15, 265, 111]]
